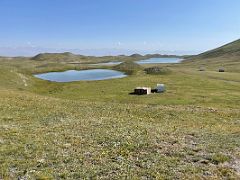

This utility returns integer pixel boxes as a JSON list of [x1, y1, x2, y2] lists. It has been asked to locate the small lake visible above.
[[90, 58, 182, 66], [34, 69, 127, 82], [136, 57, 182, 64], [90, 61, 122, 66]]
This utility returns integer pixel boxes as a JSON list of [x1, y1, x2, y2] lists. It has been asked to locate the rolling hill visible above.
[[30, 52, 183, 64], [184, 39, 240, 72], [188, 39, 240, 59], [31, 52, 87, 62], [0, 43, 240, 179], [193, 39, 240, 59]]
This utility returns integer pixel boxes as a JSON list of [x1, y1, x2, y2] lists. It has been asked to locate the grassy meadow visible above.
[[0, 55, 240, 179]]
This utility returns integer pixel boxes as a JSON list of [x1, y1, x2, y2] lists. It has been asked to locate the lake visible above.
[[90, 61, 122, 66], [90, 57, 182, 66], [34, 69, 127, 82], [136, 57, 182, 64]]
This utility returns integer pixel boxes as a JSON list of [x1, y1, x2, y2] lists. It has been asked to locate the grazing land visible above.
[[0, 42, 240, 179]]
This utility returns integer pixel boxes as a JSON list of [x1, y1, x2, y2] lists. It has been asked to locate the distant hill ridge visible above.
[[31, 52, 86, 61], [191, 39, 240, 59], [31, 52, 182, 62], [183, 39, 240, 72]]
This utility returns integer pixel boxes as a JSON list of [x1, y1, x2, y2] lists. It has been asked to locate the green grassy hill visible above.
[[31, 52, 132, 64], [114, 61, 143, 75], [193, 39, 240, 59], [0, 48, 239, 179], [31, 52, 87, 62], [31, 52, 183, 64], [183, 39, 240, 72]]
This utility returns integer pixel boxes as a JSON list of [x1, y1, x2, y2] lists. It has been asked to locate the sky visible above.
[[0, 0, 240, 56]]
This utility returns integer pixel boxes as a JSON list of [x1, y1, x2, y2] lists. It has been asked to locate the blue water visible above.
[[136, 57, 182, 64], [90, 61, 122, 66], [34, 69, 127, 82], [90, 58, 182, 66]]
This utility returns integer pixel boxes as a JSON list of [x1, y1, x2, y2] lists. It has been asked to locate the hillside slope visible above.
[[31, 52, 86, 62], [0, 51, 240, 179], [193, 39, 240, 59], [113, 61, 143, 75], [183, 39, 240, 72], [30, 52, 183, 64], [189, 39, 240, 59]]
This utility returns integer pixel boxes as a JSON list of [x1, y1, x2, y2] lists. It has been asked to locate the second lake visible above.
[[136, 57, 182, 64]]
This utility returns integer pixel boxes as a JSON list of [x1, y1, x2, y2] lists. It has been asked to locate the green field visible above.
[[0, 46, 240, 179]]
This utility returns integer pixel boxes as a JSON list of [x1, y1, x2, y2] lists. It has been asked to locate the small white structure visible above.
[[156, 84, 165, 93]]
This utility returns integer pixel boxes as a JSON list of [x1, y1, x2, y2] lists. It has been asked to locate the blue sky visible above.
[[0, 0, 240, 56]]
